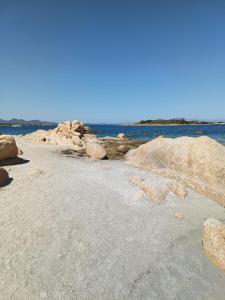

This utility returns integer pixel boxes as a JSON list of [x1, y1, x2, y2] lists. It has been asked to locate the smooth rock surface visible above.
[[126, 136, 225, 207], [117, 144, 129, 154], [86, 142, 107, 159], [0, 135, 18, 160]]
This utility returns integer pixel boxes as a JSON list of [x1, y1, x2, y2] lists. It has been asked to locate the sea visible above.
[[1, 124, 225, 144]]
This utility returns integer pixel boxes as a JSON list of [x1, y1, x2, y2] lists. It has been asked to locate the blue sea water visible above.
[[1, 124, 225, 144]]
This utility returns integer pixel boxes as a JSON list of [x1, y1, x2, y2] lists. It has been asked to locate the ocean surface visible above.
[[1, 124, 225, 144]]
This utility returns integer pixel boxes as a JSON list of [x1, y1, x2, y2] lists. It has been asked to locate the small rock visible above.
[[86, 143, 107, 160], [175, 212, 184, 219], [117, 144, 129, 154], [0, 168, 9, 187]]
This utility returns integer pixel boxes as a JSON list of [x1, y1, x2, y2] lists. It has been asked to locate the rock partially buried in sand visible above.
[[0, 135, 18, 160], [202, 218, 225, 273], [86, 143, 107, 160], [126, 136, 225, 207], [129, 175, 187, 204], [0, 168, 9, 187]]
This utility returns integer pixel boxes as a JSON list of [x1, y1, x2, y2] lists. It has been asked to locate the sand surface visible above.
[[1, 137, 225, 299]]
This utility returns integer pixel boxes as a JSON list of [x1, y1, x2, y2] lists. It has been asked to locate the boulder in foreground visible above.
[[0, 168, 9, 187], [126, 136, 225, 206], [0, 135, 18, 160], [202, 218, 225, 273]]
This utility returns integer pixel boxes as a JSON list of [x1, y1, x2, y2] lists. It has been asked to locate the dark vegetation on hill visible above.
[[136, 118, 224, 125]]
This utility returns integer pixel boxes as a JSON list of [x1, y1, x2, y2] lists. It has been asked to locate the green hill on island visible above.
[[135, 118, 225, 125]]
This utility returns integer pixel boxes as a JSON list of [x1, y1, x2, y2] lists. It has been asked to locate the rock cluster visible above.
[[24, 120, 97, 152], [126, 136, 225, 206], [202, 218, 225, 273], [24, 121, 143, 160]]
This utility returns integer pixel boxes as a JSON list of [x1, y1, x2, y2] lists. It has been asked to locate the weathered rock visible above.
[[129, 175, 187, 204], [117, 145, 129, 154], [86, 143, 107, 160], [126, 136, 225, 206], [0, 168, 9, 187], [0, 135, 18, 160], [202, 218, 225, 273], [56, 120, 85, 136], [129, 176, 168, 204], [24, 120, 86, 150], [72, 135, 83, 146], [117, 133, 126, 139]]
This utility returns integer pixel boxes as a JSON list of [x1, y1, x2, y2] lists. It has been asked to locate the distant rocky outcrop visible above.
[[24, 120, 91, 150], [24, 120, 144, 160], [126, 136, 225, 206], [0, 135, 18, 160], [202, 218, 225, 273]]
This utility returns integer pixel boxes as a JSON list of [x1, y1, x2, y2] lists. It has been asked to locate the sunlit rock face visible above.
[[202, 218, 225, 273], [0, 135, 18, 160], [126, 136, 225, 207]]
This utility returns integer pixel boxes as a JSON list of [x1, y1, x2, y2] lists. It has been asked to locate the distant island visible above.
[[131, 118, 225, 126], [0, 118, 57, 126]]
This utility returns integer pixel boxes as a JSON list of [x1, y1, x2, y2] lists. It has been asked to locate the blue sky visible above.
[[1, 0, 225, 123]]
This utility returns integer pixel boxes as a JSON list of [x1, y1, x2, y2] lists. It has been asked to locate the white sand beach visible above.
[[1, 136, 225, 299]]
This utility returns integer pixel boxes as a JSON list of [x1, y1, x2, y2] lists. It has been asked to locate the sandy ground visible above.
[[0, 137, 225, 300]]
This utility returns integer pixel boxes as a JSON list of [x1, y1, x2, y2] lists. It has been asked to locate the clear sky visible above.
[[1, 0, 225, 123]]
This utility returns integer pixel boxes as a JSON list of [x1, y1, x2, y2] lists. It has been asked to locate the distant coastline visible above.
[[0, 118, 56, 126], [129, 118, 225, 126]]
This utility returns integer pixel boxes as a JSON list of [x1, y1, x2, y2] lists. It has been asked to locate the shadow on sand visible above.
[[0, 157, 30, 167], [0, 177, 13, 188]]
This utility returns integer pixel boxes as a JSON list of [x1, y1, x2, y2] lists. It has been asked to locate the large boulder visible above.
[[86, 143, 107, 160], [0, 168, 9, 186], [0, 135, 18, 160], [126, 136, 225, 206], [202, 218, 225, 273]]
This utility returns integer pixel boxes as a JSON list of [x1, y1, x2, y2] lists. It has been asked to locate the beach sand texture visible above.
[[1, 137, 225, 299]]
